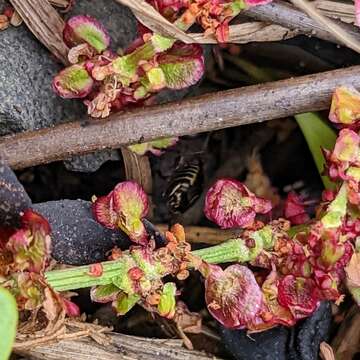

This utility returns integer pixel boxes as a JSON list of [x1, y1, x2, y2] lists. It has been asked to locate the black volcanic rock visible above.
[[220, 302, 332, 360], [34, 199, 130, 265], [0, 159, 32, 226]]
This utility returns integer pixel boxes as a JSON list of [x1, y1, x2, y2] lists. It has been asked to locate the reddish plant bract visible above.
[[204, 264, 263, 329], [278, 275, 320, 319], [284, 192, 310, 225], [204, 178, 272, 229], [92, 181, 149, 244]]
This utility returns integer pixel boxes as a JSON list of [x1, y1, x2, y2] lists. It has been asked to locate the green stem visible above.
[[192, 238, 250, 264], [46, 237, 258, 292]]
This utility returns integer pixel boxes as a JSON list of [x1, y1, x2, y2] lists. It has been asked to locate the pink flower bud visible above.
[[204, 178, 272, 229], [157, 43, 205, 90], [329, 87, 360, 129], [284, 192, 310, 225]]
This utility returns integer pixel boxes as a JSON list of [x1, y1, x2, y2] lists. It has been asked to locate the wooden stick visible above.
[[243, 0, 360, 47], [16, 332, 219, 360], [121, 148, 153, 194], [156, 224, 237, 244], [9, 0, 69, 64], [191, 22, 297, 44], [289, 0, 360, 53], [313, 1, 354, 24], [1, 65, 360, 170]]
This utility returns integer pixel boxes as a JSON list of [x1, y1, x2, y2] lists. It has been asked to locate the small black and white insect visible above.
[[164, 157, 204, 214]]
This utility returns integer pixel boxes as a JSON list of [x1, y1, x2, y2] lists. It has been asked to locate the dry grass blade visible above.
[[314, 0, 355, 24], [332, 306, 360, 359], [117, 0, 297, 44], [290, 0, 360, 53], [114, 0, 195, 43], [49, 0, 70, 8], [156, 224, 238, 244], [16, 331, 219, 360], [192, 22, 297, 43], [9, 0, 69, 64], [121, 148, 152, 194], [320, 342, 335, 360]]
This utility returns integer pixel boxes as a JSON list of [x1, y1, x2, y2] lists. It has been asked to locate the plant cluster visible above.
[[45, 86, 360, 330], [1, 87, 360, 334], [53, 0, 270, 119], [0, 210, 79, 331]]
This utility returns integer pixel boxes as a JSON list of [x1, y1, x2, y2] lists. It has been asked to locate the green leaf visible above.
[[113, 293, 140, 315], [0, 287, 18, 360], [53, 64, 94, 99], [321, 183, 347, 228], [128, 137, 178, 156], [295, 113, 337, 189], [158, 282, 177, 318], [64, 15, 110, 53]]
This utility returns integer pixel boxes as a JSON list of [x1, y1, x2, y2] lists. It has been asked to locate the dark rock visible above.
[[221, 326, 288, 360], [33, 199, 130, 265], [0, 12, 85, 136], [0, 160, 32, 226], [292, 301, 332, 360], [63, 150, 121, 173], [220, 302, 332, 360]]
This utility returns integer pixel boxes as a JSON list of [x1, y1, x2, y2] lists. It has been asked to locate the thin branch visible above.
[[243, 0, 360, 47], [289, 0, 360, 53], [191, 22, 297, 44], [314, 0, 355, 24], [156, 224, 237, 244], [1, 65, 360, 169]]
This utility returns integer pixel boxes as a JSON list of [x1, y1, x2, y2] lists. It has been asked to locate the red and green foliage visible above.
[[0, 210, 79, 322], [52, 0, 273, 118], [2, 84, 360, 333]]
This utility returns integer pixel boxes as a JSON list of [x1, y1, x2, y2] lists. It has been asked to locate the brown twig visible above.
[[243, 0, 360, 47], [289, 0, 360, 53], [121, 148, 153, 194], [9, 0, 69, 64], [314, 0, 355, 24], [16, 332, 220, 360], [156, 224, 237, 244], [1, 65, 360, 169], [191, 22, 297, 44]]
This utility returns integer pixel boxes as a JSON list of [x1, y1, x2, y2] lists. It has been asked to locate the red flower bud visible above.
[[204, 178, 272, 229]]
